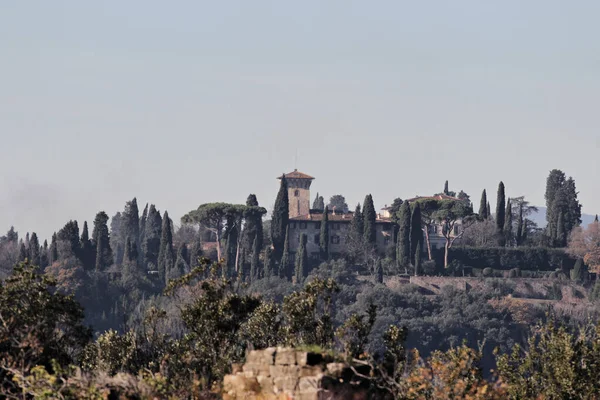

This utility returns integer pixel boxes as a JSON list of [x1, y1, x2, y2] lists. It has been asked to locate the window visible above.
[[331, 235, 340, 244], [314, 222, 321, 230], [332, 223, 341, 231], [299, 222, 307, 229], [294, 190, 300, 197], [430, 225, 437, 234], [290, 222, 296, 229], [314, 234, 320, 244]]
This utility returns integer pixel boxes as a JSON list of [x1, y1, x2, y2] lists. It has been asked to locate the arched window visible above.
[[294, 189, 300, 197]]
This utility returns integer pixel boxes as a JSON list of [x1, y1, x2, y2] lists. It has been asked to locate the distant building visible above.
[[280, 170, 394, 259]]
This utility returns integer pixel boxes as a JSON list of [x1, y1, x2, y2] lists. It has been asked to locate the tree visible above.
[[18, 241, 27, 262], [295, 234, 308, 283], [280, 227, 290, 279], [181, 203, 228, 261], [173, 242, 189, 280], [435, 199, 475, 268], [264, 246, 274, 278], [457, 190, 470, 203], [319, 207, 329, 261], [39, 240, 49, 270], [478, 189, 488, 219], [351, 204, 364, 238], [545, 169, 566, 242], [362, 194, 376, 245], [410, 202, 423, 265], [93, 212, 113, 271], [158, 211, 175, 284], [138, 203, 148, 259], [396, 201, 411, 270], [271, 175, 290, 260], [142, 205, 162, 270], [414, 238, 422, 276], [189, 235, 203, 268], [443, 180, 449, 195], [49, 233, 58, 264], [556, 210, 566, 248], [312, 193, 325, 211], [122, 198, 140, 256], [80, 221, 94, 270], [250, 236, 260, 282], [122, 236, 138, 266], [328, 195, 348, 213], [243, 194, 263, 253], [487, 202, 491, 220], [504, 198, 513, 247], [28, 232, 40, 266], [57, 220, 80, 261], [567, 223, 600, 270], [375, 259, 383, 283], [496, 182, 506, 246], [110, 212, 124, 265], [570, 258, 586, 282]]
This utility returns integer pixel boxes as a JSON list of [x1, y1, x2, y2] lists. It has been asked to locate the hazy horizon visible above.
[[2, 1, 599, 241]]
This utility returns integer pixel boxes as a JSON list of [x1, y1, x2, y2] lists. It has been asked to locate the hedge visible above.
[[446, 246, 575, 272]]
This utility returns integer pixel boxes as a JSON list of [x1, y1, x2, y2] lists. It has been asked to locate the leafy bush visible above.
[[483, 267, 494, 277], [449, 247, 575, 272]]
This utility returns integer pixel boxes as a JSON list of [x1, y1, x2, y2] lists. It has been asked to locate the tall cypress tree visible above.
[[478, 189, 488, 219], [496, 182, 506, 246], [189, 235, 203, 269], [545, 169, 566, 242], [49, 233, 58, 264], [40, 240, 49, 270], [487, 202, 491, 220], [158, 211, 175, 284], [280, 227, 290, 279], [556, 210, 566, 248], [396, 202, 411, 269], [516, 205, 524, 246], [264, 246, 274, 278], [138, 203, 149, 259], [320, 206, 329, 261], [28, 232, 40, 266], [243, 194, 263, 253], [362, 194, 377, 245], [18, 241, 27, 262], [504, 198, 513, 247], [123, 198, 140, 255], [58, 221, 80, 261], [80, 221, 94, 270], [93, 212, 113, 271], [414, 238, 422, 276], [375, 259, 383, 283], [443, 180, 449, 195], [596, 215, 599, 223], [142, 205, 162, 270], [295, 233, 308, 283], [250, 236, 260, 282], [351, 204, 364, 238], [410, 203, 423, 265], [173, 242, 189, 279], [271, 175, 289, 259]]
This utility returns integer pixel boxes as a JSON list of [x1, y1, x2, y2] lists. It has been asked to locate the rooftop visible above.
[[291, 209, 392, 223], [277, 169, 315, 180], [405, 194, 461, 202]]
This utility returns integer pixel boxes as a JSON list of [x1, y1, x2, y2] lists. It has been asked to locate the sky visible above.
[[1, 1, 599, 241]]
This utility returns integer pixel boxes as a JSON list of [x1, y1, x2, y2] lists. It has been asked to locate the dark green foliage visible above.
[[250, 236, 260, 282], [504, 198, 513, 247], [142, 205, 162, 270], [138, 203, 148, 258], [280, 227, 290, 279], [58, 220, 81, 261], [362, 194, 376, 245], [40, 240, 49, 270], [351, 203, 364, 237], [487, 201, 491, 219], [496, 181, 506, 246], [80, 221, 94, 270], [570, 258, 586, 282], [320, 206, 329, 261], [545, 170, 582, 247], [243, 194, 263, 254], [18, 241, 27, 262], [49, 233, 58, 264], [110, 212, 124, 265], [448, 246, 575, 271], [556, 210, 566, 247], [410, 203, 423, 265], [335, 304, 377, 358], [396, 201, 411, 269], [173, 242, 189, 279], [375, 259, 383, 283], [312, 192, 325, 211], [596, 215, 599, 223], [158, 211, 175, 284], [443, 180, 449, 195], [478, 189, 488, 219], [328, 195, 348, 213], [590, 279, 600, 302], [188, 235, 203, 269], [122, 198, 140, 257], [93, 212, 112, 271], [271, 175, 289, 259], [516, 205, 524, 246], [295, 233, 308, 283], [264, 246, 274, 278], [414, 239, 422, 275], [28, 232, 40, 266], [122, 236, 138, 266], [224, 215, 238, 277]]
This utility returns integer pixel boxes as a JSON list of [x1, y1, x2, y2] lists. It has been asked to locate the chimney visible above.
[[332, 206, 337, 216]]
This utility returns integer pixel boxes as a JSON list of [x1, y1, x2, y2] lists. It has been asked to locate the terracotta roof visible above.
[[277, 169, 314, 180], [291, 210, 392, 223], [406, 194, 460, 202]]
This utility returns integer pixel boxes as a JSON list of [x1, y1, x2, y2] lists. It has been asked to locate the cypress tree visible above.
[[58, 221, 80, 261], [313, 193, 325, 210], [93, 212, 113, 271], [271, 175, 289, 259], [414, 238, 422, 276], [375, 259, 383, 283], [596, 215, 599, 223], [396, 201, 411, 269], [250, 236, 260, 281], [138, 203, 149, 258], [173, 242, 189, 279], [504, 198, 513, 247], [142, 205, 162, 270], [123, 236, 139, 266], [362, 194, 377, 245], [570, 258, 585, 282], [280, 227, 290, 279], [264, 246, 274, 278], [516, 205, 524, 246], [40, 240, 49, 270], [443, 180, 449, 195], [295, 233, 308, 283], [410, 203, 423, 265], [18, 241, 27, 262], [496, 182, 506, 246], [80, 221, 94, 270], [351, 204, 364, 238], [478, 189, 488, 219], [157, 211, 175, 284], [24, 233, 30, 250], [556, 210, 566, 247], [28, 232, 40, 266], [123, 198, 140, 255], [189, 235, 203, 269], [564, 177, 582, 233], [320, 206, 329, 261], [243, 194, 263, 253], [487, 202, 491, 220], [224, 215, 238, 277], [49, 233, 58, 264], [545, 169, 566, 242], [110, 212, 124, 265]]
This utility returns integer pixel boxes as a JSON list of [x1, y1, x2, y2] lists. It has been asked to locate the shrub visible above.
[[483, 267, 494, 277], [449, 247, 575, 272], [508, 268, 521, 278]]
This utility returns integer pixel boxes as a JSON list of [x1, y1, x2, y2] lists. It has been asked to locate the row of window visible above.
[[289, 222, 343, 230], [428, 225, 461, 235], [310, 234, 341, 244]]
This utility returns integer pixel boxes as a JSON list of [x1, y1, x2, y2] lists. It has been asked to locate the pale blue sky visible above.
[[1, 1, 599, 240]]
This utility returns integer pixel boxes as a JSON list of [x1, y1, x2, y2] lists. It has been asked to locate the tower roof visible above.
[[277, 169, 314, 180]]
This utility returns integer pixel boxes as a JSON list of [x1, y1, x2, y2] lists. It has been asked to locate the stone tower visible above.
[[278, 170, 314, 218]]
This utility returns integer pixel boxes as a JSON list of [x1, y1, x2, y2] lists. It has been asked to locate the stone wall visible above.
[[223, 347, 366, 400]]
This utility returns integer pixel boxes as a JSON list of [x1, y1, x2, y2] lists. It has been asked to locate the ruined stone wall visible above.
[[223, 347, 364, 400]]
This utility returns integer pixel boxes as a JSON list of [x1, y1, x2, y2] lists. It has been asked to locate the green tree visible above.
[[158, 211, 175, 284], [182, 203, 230, 261], [414, 238, 422, 276], [264, 246, 274, 278], [188, 235, 203, 269], [444, 180, 449, 195], [375, 259, 383, 283], [312, 192, 325, 211], [496, 181, 506, 246], [39, 240, 49, 270], [504, 198, 513, 247], [49, 233, 58, 264], [243, 194, 263, 254], [80, 221, 94, 270], [57, 220, 80, 261], [478, 189, 488, 219], [487, 201, 491, 220], [335, 304, 377, 359], [138, 203, 148, 261], [122, 198, 140, 257], [122, 236, 138, 266], [271, 175, 289, 259], [328, 195, 348, 213], [142, 205, 162, 270], [93, 212, 112, 271], [570, 258, 586, 282], [28, 232, 40, 266], [435, 199, 474, 268], [280, 227, 290, 279], [410, 202, 423, 265], [18, 241, 27, 262], [320, 206, 329, 261], [173, 242, 189, 279], [362, 194, 377, 245], [396, 201, 411, 270], [295, 233, 308, 283], [556, 210, 566, 247], [250, 236, 260, 282], [351, 203, 364, 237]]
